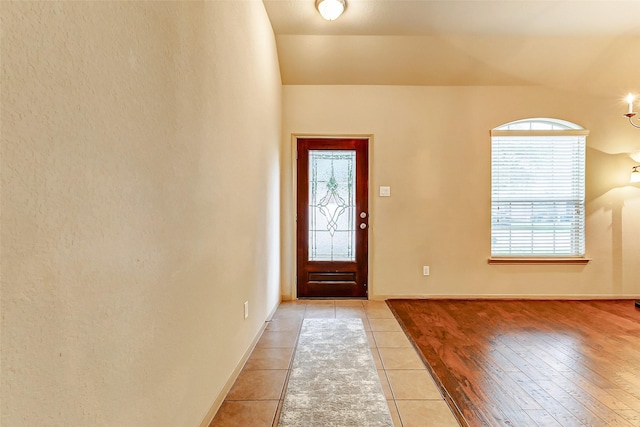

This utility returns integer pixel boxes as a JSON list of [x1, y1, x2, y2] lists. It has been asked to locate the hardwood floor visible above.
[[387, 299, 640, 427]]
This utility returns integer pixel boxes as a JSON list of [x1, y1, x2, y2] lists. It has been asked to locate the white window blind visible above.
[[491, 119, 587, 257]]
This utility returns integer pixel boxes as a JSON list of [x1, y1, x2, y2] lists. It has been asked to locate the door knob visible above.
[[360, 223, 367, 229], [360, 212, 367, 219]]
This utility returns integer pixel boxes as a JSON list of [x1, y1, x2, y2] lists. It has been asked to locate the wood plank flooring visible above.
[[387, 299, 640, 427]]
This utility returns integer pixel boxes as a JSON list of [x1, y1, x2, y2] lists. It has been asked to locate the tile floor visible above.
[[210, 300, 460, 427]]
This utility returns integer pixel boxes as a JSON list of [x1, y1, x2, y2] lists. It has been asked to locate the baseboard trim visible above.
[[198, 302, 280, 427], [373, 294, 639, 300]]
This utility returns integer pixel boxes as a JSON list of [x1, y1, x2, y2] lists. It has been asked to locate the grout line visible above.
[[271, 310, 304, 427], [367, 305, 414, 427], [389, 399, 404, 427]]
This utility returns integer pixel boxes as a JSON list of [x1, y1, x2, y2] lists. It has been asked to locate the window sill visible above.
[[488, 257, 591, 265]]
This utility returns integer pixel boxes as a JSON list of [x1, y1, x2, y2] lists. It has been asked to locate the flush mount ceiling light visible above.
[[317, 0, 345, 21]]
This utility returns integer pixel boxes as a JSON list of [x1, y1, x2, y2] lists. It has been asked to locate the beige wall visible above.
[[1, 1, 281, 426], [3, 0, 640, 424], [282, 85, 640, 299]]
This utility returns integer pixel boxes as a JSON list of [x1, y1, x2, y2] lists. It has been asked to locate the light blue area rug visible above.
[[278, 319, 393, 427]]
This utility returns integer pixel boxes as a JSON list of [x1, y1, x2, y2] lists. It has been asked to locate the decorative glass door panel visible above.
[[297, 139, 368, 298], [308, 150, 356, 262]]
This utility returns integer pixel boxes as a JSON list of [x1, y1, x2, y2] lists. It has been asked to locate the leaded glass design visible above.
[[308, 150, 356, 261]]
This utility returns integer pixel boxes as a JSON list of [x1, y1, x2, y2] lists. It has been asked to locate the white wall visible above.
[[1, 1, 281, 426], [282, 85, 640, 299]]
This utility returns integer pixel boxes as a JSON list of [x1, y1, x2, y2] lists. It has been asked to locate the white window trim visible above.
[[491, 130, 590, 137], [490, 119, 589, 263], [488, 257, 590, 265]]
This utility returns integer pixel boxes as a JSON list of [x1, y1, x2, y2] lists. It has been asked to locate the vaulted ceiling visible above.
[[263, 0, 640, 94]]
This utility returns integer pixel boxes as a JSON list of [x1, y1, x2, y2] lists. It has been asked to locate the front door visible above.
[[296, 138, 369, 298]]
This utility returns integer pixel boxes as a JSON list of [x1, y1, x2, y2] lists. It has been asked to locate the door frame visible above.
[[290, 134, 373, 300]]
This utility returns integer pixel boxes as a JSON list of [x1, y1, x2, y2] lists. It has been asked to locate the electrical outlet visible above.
[[244, 301, 249, 319], [423, 266, 430, 276]]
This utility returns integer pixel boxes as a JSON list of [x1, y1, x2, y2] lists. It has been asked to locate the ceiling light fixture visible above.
[[631, 165, 640, 183], [624, 93, 640, 128], [317, 0, 345, 21]]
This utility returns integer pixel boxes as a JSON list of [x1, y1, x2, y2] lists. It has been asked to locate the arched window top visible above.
[[490, 117, 587, 258], [494, 118, 584, 131]]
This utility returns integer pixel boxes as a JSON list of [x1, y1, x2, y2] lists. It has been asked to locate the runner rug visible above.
[[278, 318, 393, 427]]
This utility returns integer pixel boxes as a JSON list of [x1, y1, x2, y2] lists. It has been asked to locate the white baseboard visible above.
[[199, 302, 280, 427], [373, 294, 639, 300]]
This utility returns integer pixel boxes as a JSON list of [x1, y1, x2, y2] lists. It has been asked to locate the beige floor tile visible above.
[[244, 347, 294, 370], [304, 300, 335, 307], [369, 318, 403, 332], [386, 370, 442, 400], [271, 309, 304, 320], [370, 348, 383, 369], [387, 400, 403, 427], [265, 317, 302, 332], [378, 347, 425, 370], [377, 370, 394, 399], [271, 302, 306, 319], [395, 400, 460, 427], [366, 330, 377, 348], [335, 306, 367, 319], [364, 302, 395, 319], [226, 370, 288, 401], [363, 300, 389, 309], [303, 309, 335, 318], [373, 331, 412, 348], [255, 331, 298, 348], [278, 301, 307, 308], [209, 400, 278, 427], [303, 302, 336, 318], [334, 300, 365, 308], [273, 300, 307, 311]]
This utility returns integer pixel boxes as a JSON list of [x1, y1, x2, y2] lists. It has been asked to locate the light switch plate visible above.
[[379, 186, 391, 197]]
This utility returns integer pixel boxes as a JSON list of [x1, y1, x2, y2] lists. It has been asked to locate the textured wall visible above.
[[282, 85, 640, 299], [1, 1, 281, 426]]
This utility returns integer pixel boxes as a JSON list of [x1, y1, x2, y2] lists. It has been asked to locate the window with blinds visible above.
[[491, 119, 588, 257]]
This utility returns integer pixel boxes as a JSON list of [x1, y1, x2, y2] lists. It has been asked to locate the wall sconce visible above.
[[631, 165, 640, 183], [317, 0, 346, 21], [624, 93, 640, 128]]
